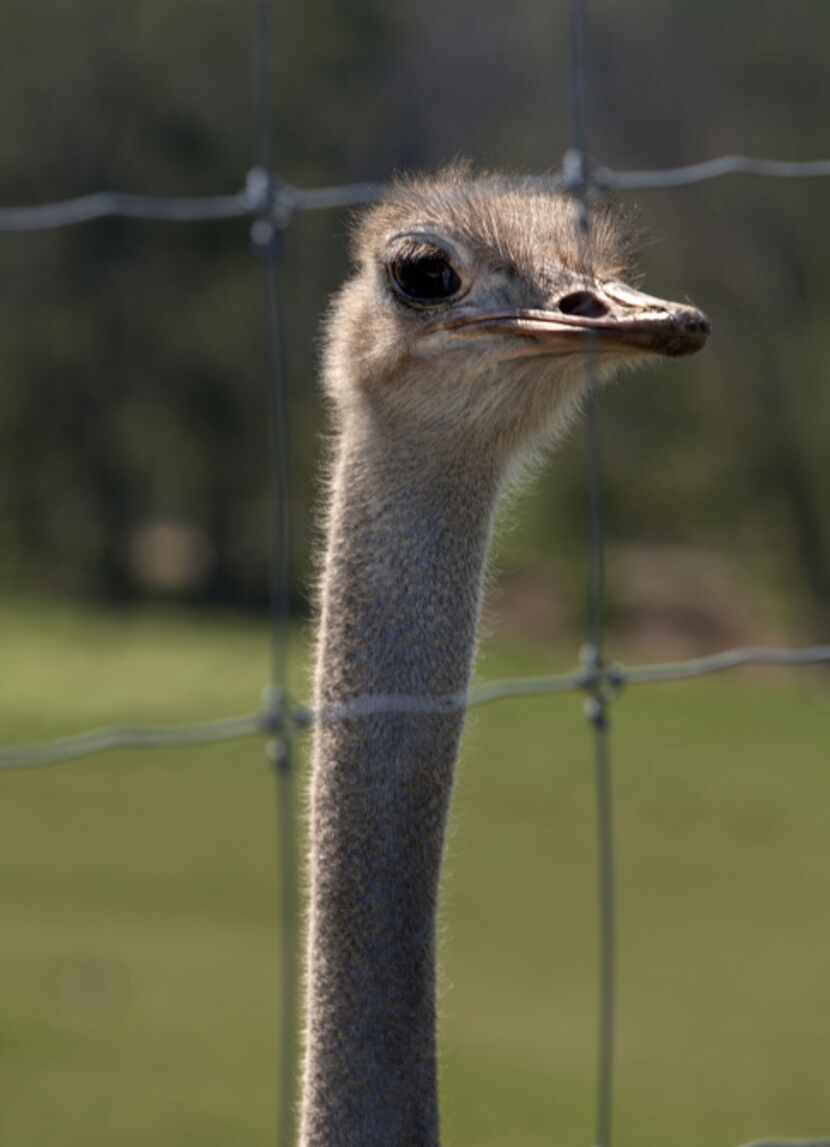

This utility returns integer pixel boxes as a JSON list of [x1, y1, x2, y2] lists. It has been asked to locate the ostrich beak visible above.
[[437, 281, 710, 359]]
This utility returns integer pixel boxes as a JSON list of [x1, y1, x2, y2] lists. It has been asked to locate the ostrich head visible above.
[[324, 168, 709, 466]]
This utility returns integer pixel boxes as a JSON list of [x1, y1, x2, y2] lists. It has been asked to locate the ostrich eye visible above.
[[389, 252, 462, 305]]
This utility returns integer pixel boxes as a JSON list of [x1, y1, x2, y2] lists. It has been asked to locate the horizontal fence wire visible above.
[[0, 186, 257, 230], [1, 644, 828, 771], [0, 713, 263, 770], [4, 154, 830, 232]]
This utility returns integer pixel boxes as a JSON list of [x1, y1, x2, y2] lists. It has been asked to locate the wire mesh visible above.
[[1, 1, 828, 1145]]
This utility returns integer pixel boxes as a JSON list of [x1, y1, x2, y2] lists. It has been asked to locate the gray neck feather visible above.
[[300, 408, 503, 1146]]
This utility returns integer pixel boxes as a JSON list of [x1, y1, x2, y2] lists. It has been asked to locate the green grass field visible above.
[[1, 600, 828, 1146]]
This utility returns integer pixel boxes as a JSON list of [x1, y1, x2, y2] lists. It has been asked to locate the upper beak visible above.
[[434, 281, 710, 359]]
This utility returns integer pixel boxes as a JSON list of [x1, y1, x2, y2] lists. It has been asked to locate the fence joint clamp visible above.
[[261, 686, 303, 769], [247, 167, 295, 252], [579, 645, 625, 730]]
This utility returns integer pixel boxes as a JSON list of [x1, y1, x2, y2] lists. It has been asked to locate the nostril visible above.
[[681, 311, 711, 336], [558, 290, 609, 318]]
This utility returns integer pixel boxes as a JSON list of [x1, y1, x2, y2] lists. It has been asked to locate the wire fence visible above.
[[1, 2, 829, 1146]]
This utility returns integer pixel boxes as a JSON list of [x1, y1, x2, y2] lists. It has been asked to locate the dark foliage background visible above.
[[2, 0, 828, 642]]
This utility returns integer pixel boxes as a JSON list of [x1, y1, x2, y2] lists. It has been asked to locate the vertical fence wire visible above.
[[262, 238, 299, 1147], [254, 0, 273, 173], [253, 2, 299, 1144], [567, 2, 618, 1144], [260, 235, 293, 702]]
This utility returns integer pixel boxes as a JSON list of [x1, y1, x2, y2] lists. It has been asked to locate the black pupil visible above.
[[393, 255, 460, 302]]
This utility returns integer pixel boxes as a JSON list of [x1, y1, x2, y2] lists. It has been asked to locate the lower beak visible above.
[[435, 283, 710, 359]]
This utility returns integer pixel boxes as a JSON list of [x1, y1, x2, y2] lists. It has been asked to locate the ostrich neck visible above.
[[300, 412, 502, 1147]]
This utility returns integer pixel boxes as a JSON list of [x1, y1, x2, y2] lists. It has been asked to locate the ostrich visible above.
[[301, 168, 709, 1147]]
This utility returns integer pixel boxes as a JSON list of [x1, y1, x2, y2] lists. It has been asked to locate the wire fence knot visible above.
[[561, 147, 590, 197], [260, 685, 289, 734], [261, 688, 296, 773], [248, 167, 295, 253], [579, 645, 625, 732]]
